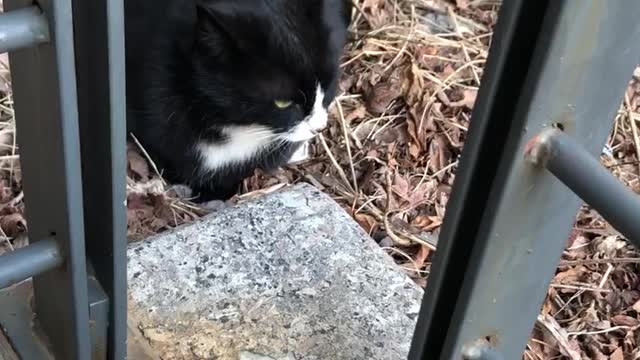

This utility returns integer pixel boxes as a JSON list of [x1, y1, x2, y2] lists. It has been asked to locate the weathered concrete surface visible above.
[[128, 183, 423, 360]]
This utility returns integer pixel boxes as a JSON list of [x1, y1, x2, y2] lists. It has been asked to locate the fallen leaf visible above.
[[345, 105, 367, 123], [391, 173, 411, 201], [553, 266, 587, 284], [355, 213, 377, 234], [611, 314, 640, 327], [587, 344, 608, 360], [453, 0, 470, 9], [413, 215, 432, 229], [595, 235, 626, 257], [366, 81, 402, 115], [0, 212, 26, 237], [428, 135, 452, 179], [449, 89, 477, 109], [414, 245, 430, 269], [127, 145, 150, 181], [537, 314, 582, 360], [409, 143, 421, 159], [402, 63, 425, 106], [610, 347, 624, 360]]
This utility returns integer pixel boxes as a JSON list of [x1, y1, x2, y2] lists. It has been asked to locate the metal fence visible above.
[[408, 1, 640, 359], [0, 0, 638, 359], [0, 0, 126, 359]]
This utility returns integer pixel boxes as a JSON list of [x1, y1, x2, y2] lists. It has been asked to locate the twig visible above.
[[567, 325, 638, 337], [549, 284, 611, 293], [559, 258, 640, 266], [447, 7, 481, 85], [381, 246, 426, 274], [536, 314, 581, 360], [0, 226, 13, 252], [382, 5, 415, 74], [335, 99, 359, 193], [597, 263, 613, 288], [317, 133, 354, 192], [626, 94, 640, 176], [129, 133, 166, 185]]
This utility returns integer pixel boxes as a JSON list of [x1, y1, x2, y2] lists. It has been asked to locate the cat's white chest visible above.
[[197, 125, 276, 171]]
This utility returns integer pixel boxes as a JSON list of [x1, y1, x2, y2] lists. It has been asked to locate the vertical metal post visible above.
[[409, 1, 640, 359], [72, 0, 128, 359], [5, 0, 92, 358]]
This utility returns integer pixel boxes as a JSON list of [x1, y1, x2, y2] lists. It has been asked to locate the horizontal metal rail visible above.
[[0, 238, 62, 288], [0, 6, 49, 53], [526, 128, 640, 244]]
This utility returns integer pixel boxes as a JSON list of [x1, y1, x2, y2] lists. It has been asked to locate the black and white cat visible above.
[[125, 0, 352, 201]]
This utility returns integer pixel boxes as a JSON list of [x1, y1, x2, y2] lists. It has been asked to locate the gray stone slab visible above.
[[127, 183, 423, 360]]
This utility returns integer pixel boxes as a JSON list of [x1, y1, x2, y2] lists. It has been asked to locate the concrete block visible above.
[[128, 183, 423, 360]]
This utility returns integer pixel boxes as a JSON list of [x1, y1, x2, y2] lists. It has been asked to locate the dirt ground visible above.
[[1, 1, 640, 359]]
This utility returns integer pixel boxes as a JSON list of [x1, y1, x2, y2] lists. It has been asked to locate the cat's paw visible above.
[[201, 200, 229, 212], [287, 141, 310, 164], [167, 184, 193, 199]]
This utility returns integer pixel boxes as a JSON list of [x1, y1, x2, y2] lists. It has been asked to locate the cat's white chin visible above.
[[284, 123, 320, 142]]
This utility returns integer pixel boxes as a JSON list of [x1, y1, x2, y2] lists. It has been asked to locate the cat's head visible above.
[[190, 0, 352, 143]]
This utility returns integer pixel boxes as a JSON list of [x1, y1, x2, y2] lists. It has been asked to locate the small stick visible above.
[[129, 133, 166, 185], [625, 94, 640, 177], [318, 133, 354, 192], [559, 258, 640, 266], [335, 100, 359, 193]]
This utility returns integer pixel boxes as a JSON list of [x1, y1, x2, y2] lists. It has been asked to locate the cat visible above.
[[125, 0, 352, 201]]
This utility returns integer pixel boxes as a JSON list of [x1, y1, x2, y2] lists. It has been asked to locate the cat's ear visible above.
[[195, 2, 226, 38], [194, 1, 250, 54]]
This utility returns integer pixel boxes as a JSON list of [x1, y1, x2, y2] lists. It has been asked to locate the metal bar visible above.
[[408, 1, 640, 359], [526, 128, 640, 244], [88, 270, 110, 360], [4, 0, 92, 358], [0, 281, 56, 359], [0, 6, 49, 53], [72, 0, 128, 358], [0, 239, 62, 289]]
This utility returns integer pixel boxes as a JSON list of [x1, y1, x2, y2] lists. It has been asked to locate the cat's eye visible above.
[[274, 100, 293, 109]]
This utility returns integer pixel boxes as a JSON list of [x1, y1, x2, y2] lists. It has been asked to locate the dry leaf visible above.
[[611, 314, 640, 327], [413, 215, 432, 230], [366, 81, 402, 115], [554, 266, 587, 284], [537, 314, 582, 360], [355, 213, 377, 234], [0, 213, 26, 237], [455, 0, 470, 9], [345, 105, 367, 123], [391, 173, 411, 201], [403, 63, 425, 106], [449, 89, 477, 109], [127, 145, 150, 181], [610, 347, 624, 360], [428, 135, 452, 179], [414, 245, 430, 269]]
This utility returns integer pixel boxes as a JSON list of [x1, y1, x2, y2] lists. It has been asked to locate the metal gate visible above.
[[0, 0, 638, 359], [0, 0, 126, 359]]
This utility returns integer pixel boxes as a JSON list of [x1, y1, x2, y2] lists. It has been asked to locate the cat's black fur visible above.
[[125, 0, 352, 201]]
